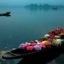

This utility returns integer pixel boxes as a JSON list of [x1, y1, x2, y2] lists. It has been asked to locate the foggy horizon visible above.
[[0, 0, 64, 7]]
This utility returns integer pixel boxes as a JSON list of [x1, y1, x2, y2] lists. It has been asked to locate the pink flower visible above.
[[26, 46, 34, 51], [34, 45, 42, 51], [18, 43, 27, 49]]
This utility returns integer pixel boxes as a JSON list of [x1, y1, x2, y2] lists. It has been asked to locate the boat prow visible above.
[[2, 48, 39, 59]]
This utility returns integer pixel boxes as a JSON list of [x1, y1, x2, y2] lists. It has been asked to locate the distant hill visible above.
[[24, 4, 64, 10]]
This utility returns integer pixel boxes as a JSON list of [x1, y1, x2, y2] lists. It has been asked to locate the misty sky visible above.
[[0, 0, 64, 6]]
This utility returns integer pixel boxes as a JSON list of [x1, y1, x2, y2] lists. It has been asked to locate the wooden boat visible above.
[[1, 27, 64, 61], [0, 12, 11, 16]]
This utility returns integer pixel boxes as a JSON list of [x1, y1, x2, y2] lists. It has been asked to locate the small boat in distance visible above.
[[0, 12, 11, 16]]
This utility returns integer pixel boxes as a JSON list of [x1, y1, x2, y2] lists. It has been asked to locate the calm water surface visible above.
[[0, 7, 64, 64]]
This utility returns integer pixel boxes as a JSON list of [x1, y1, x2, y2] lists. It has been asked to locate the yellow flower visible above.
[[53, 39, 62, 46]]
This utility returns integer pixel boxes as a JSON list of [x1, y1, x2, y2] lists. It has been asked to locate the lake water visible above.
[[0, 7, 64, 64]]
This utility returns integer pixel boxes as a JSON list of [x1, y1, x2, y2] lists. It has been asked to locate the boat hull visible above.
[[2, 46, 63, 59]]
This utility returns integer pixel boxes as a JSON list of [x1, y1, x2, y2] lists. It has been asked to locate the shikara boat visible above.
[[1, 27, 64, 62], [0, 12, 11, 16]]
